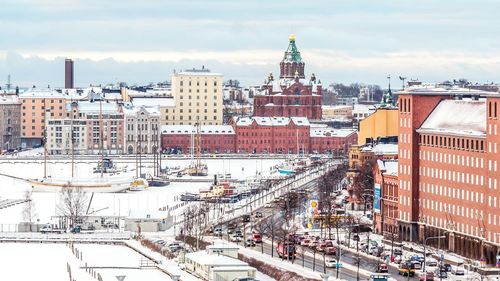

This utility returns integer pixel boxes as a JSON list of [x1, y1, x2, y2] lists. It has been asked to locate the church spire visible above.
[[280, 34, 305, 79]]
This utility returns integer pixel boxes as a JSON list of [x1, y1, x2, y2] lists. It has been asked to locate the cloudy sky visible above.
[[1, 0, 500, 88]]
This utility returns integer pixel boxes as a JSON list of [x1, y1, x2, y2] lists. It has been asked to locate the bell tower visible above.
[[279, 34, 305, 79]]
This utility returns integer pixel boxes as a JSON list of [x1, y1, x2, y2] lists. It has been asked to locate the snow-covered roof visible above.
[[236, 116, 310, 127], [417, 99, 486, 137], [19, 89, 68, 99], [75, 101, 121, 113], [185, 251, 247, 266], [310, 128, 356, 138], [161, 125, 235, 135], [132, 97, 175, 108], [377, 159, 398, 177], [399, 84, 498, 97], [123, 105, 160, 116], [127, 210, 170, 220], [361, 143, 398, 155], [0, 95, 19, 104], [353, 104, 376, 114]]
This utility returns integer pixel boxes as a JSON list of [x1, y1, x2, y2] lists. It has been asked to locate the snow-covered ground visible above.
[[0, 157, 283, 224]]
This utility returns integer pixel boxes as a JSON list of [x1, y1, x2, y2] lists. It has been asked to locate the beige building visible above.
[[0, 95, 21, 151], [166, 68, 223, 126], [46, 118, 88, 155], [321, 105, 353, 120], [123, 104, 161, 154]]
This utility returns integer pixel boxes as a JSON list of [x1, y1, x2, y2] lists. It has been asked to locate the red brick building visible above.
[[373, 159, 399, 238], [161, 125, 236, 154], [233, 116, 310, 154], [253, 35, 322, 120], [160, 117, 357, 155], [397, 86, 500, 265]]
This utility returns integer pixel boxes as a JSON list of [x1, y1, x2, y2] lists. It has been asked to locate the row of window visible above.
[[420, 150, 484, 168], [420, 134, 484, 151], [22, 99, 64, 103], [179, 80, 218, 87]]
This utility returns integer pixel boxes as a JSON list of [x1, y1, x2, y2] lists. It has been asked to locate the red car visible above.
[[252, 233, 262, 243], [325, 246, 337, 256]]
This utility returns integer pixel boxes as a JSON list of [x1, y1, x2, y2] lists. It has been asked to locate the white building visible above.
[[123, 104, 161, 154], [46, 118, 88, 155], [184, 250, 256, 281], [167, 67, 224, 126]]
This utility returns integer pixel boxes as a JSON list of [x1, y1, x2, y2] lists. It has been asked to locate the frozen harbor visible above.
[[0, 156, 283, 224]]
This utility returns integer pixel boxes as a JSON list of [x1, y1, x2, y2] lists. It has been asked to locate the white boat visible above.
[[29, 177, 133, 193]]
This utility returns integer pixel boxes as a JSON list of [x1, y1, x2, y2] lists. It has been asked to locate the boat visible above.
[[29, 177, 133, 193], [278, 167, 295, 175], [93, 158, 126, 174], [128, 178, 149, 191], [186, 163, 208, 176], [146, 174, 170, 187]]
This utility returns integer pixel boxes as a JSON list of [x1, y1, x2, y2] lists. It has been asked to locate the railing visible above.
[[0, 231, 131, 241]]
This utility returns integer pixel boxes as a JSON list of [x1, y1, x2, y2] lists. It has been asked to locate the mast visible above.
[[138, 126, 142, 177], [196, 121, 201, 173], [43, 98, 47, 179], [99, 98, 104, 178], [70, 98, 75, 178]]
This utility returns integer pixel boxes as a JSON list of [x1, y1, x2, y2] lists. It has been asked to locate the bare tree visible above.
[[22, 190, 37, 231], [352, 159, 376, 208], [57, 187, 88, 228]]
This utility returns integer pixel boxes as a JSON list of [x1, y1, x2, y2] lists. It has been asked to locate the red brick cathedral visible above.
[[253, 34, 323, 120]]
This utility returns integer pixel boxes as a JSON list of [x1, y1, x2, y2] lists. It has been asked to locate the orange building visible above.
[[397, 86, 500, 265], [19, 89, 69, 147]]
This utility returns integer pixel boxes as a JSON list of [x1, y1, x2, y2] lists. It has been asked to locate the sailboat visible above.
[[185, 122, 208, 176], [30, 99, 142, 193]]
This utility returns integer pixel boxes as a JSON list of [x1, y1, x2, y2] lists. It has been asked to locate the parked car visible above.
[[242, 215, 251, 223], [325, 246, 337, 256], [451, 267, 465, 275], [255, 211, 263, 218], [434, 269, 447, 279], [425, 258, 438, 267], [230, 234, 242, 242], [411, 260, 422, 270], [214, 226, 223, 236], [276, 242, 296, 260], [301, 239, 311, 246], [441, 263, 452, 272], [40, 224, 65, 234], [245, 239, 256, 247], [325, 257, 343, 268], [419, 271, 435, 281], [394, 248, 403, 256], [398, 263, 415, 277], [376, 263, 389, 273]]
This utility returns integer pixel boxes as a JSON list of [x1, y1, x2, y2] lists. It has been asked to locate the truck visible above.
[[40, 224, 65, 234], [276, 241, 296, 260]]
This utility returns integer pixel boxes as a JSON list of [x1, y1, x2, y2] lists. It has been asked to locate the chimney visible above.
[[65, 58, 74, 89]]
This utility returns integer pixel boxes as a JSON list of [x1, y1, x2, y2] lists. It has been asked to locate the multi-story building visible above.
[[309, 127, 357, 154], [167, 67, 223, 126], [321, 105, 353, 121], [396, 85, 500, 265], [357, 106, 398, 145], [0, 95, 21, 151], [253, 35, 322, 120], [233, 116, 311, 154], [19, 89, 69, 148], [161, 125, 236, 154], [373, 159, 399, 238], [123, 105, 161, 154], [46, 118, 88, 155]]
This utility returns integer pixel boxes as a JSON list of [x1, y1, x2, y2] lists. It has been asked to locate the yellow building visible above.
[[357, 107, 398, 145], [165, 68, 223, 126]]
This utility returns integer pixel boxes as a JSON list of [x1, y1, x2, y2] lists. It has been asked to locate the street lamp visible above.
[[423, 235, 446, 273]]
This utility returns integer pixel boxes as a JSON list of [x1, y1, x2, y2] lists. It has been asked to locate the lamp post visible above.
[[423, 235, 446, 273]]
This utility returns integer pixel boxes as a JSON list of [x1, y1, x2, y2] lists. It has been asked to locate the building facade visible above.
[[124, 105, 161, 154], [357, 107, 398, 145], [396, 86, 500, 265], [46, 118, 88, 155], [167, 68, 223, 126], [19, 89, 69, 148], [253, 35, 322, 120], [0, 95, 21, 151], [373, 159, 399, 238], [161, 125, 236, 154]]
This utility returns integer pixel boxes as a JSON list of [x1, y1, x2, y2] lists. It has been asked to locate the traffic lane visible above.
[[239, 236, 361, 280]]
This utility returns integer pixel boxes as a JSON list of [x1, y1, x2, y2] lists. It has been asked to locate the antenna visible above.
[[399, 76, 407, 90]]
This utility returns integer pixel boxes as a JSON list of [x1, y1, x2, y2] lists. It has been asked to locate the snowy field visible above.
[[0, 157, 283, 224]]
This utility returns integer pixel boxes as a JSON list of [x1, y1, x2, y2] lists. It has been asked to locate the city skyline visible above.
[[2, 0, 500, 87]]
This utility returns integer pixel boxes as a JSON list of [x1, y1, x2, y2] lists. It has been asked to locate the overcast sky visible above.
[[1, 0, 500, 88]]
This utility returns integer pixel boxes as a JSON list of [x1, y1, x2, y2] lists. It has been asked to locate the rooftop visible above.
[[185, 251, 248, 266], [235, 116, 310, 127], [161, 125, 235, 135], [310, 128, 356, 138], [377, 159, 398, 177], [398, 84, 499, 97], [417, 99, 486, 137], [131, 97, 175, 108]]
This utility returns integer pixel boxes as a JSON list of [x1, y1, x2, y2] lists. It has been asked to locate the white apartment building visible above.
[[165, 67, 223, 126]]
